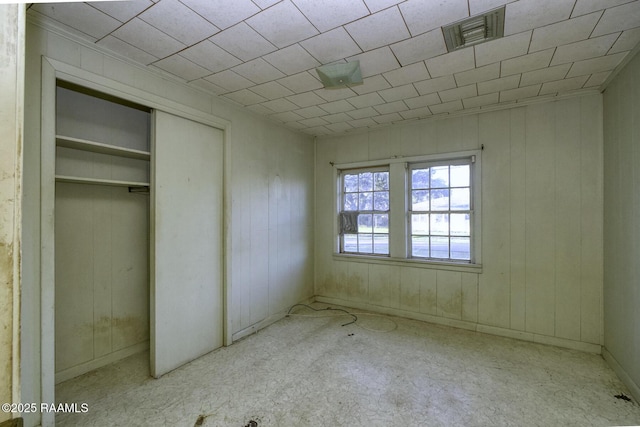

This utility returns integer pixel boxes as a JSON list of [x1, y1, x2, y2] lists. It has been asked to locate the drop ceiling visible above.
[[29, 0, 640, 136]]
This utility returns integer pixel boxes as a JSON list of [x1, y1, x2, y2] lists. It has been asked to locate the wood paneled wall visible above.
[[315, 94, 603, 351]]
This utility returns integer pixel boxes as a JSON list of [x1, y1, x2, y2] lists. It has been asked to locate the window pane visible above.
[[359, 192, 373, 210], [450, 165, 469, 187], [451, 237, 470, 260], [358, 234, 373, 253], [411, 214, 429, 235], [358, 214, 372, 232], [373, 214, 389, 233], [431, 236, 449, 258], [430, 213, 449, 236], [344, 174, 358, 192], [359, 172, 373, 191], [374, 191, 389, 210], [412, 236, 429, 258], [412, 169, 430, 189], [450, 188, 470, 210], [374, 172, 389, 190], [430, 166, 449, 188], [343, 234, 357, 252], [450, 213, 470, 236], [412, 190, 429, 210], [344, 193, 358, 211], [373, 234, 389, 254], [431, 189, 449, 211]]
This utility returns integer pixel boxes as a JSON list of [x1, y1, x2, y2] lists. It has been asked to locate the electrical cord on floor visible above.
[[285, 304, 398, 332]]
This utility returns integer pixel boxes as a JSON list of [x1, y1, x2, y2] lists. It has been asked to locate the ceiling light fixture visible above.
[[316, 61, 363, 89], [442, 6, 505, 52]]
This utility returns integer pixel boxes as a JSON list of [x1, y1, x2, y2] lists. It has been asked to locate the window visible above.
[[409, 160, 473, 261], [335, 151, 480, 267], [339, 168, 390, 255]]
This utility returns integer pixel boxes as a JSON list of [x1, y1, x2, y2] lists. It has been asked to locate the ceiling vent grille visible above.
[[442, 6, 505, 52]]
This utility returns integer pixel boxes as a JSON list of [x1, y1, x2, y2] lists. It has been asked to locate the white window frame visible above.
[[333, 150, 482, 272]]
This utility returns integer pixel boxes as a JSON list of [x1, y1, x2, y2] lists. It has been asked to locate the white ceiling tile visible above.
[[414, 75, 457, 95], [345, 7, 410, 52], [348, 47, 401, 77], [404, 93, 441, 108], [378, 84, 419, 102], [429, 99, 464, 114], [566, 52, 627, 77], [315, 87, 359, 101], [180, 0, 260, 30], [247, 104, 276, 115], [383, 62, 431, 86], [152, 54, 211, 81], [97, 35, 158, 65], [438, 84, 478, 102], [180, 40, 241, 73], [139, 0, 219, 45], [504, 0, 575, 35], [469, 0, 517, 15], [351, 75, 392, 95], [209, 22, 276, 62], [223, 89, 268, 105], [364, 0, 405, 13], [550, 33, 620, 66], [390, 29, 447, 66], [325, 122, 354, 133], [592, 1, 640, 36], [584, 71, 611, 87], [425, 48, 475, 77], [263, 44, 321, 75], [33, 2, 121, 38], [262, 98, 298, 112], [499, 84, 541, 102], [246, 1, 318, 48], [112, 18, 186, 58], [529, 12, 602, 53], [477, 74, 521, 94], [374, 100, 409, 114], [400, 106, 433, 119], [189, 78, 226, 95], [609, 27, 640, 54], [299, 117, 330, 127], [475, 31, 531, 67], [347, 92, 386, 108], [373, 113, 403, 124], [454, 63, 500, 86], [348, 117, 377, 128], [347, 107, 379, 119], [270, 111, 305, 122], [89, 0, 153, 23], [300, 28, 362, 64], [572, 0, 635, 17], [462, 92, 499, 108], [252, 0, 281, 9], [286, 92, 327, 108], [500, 49, 554, 76], [292, 0, 370, 32], [231, 58, 286, 84], [205, 70, 254, 92], [399, 0, 469, 36], [302, 125, 332, 134], [323, 112, 353, 123], [278, 71, 324, 93], [296, 106, 327, 118], [520, 63, 571, 86], [539, 75, 590, 95], [249, 81, 295, 100], [319, 100, 356, 113]]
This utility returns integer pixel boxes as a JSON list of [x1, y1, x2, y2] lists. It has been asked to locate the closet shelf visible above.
[[56, 135, 151, 160], [55, 175, 150, 188]]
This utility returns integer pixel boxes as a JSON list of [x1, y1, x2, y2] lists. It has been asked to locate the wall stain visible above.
[[439, 290, 462, 317], [420, 288, 437, 314]]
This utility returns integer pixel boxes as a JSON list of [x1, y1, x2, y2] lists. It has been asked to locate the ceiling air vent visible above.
[[442, 6, 505, 52]]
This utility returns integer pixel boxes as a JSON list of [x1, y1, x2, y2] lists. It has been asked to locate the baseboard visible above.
[[314, 295, 602, 354], [603, 347, 640, 404], [231, 295, 316, 342], [55, 341, 149, 384]]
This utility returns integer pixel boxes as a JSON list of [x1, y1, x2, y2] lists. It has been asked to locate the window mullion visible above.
[[389, 162, 407, 258]]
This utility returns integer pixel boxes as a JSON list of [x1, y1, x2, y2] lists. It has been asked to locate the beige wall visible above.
[[603, 49, 640, 401], [315, 94, 603, 352], [0, 4, 24, 424]]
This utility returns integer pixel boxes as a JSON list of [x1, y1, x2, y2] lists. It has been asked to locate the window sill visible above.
[[333, 253, 482, 274]]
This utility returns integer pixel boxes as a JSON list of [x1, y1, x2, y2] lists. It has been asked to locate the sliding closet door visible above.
[[151, 110, 223, 378]]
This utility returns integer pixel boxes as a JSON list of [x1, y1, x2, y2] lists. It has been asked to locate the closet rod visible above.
[[128, 186, 150, 193]]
